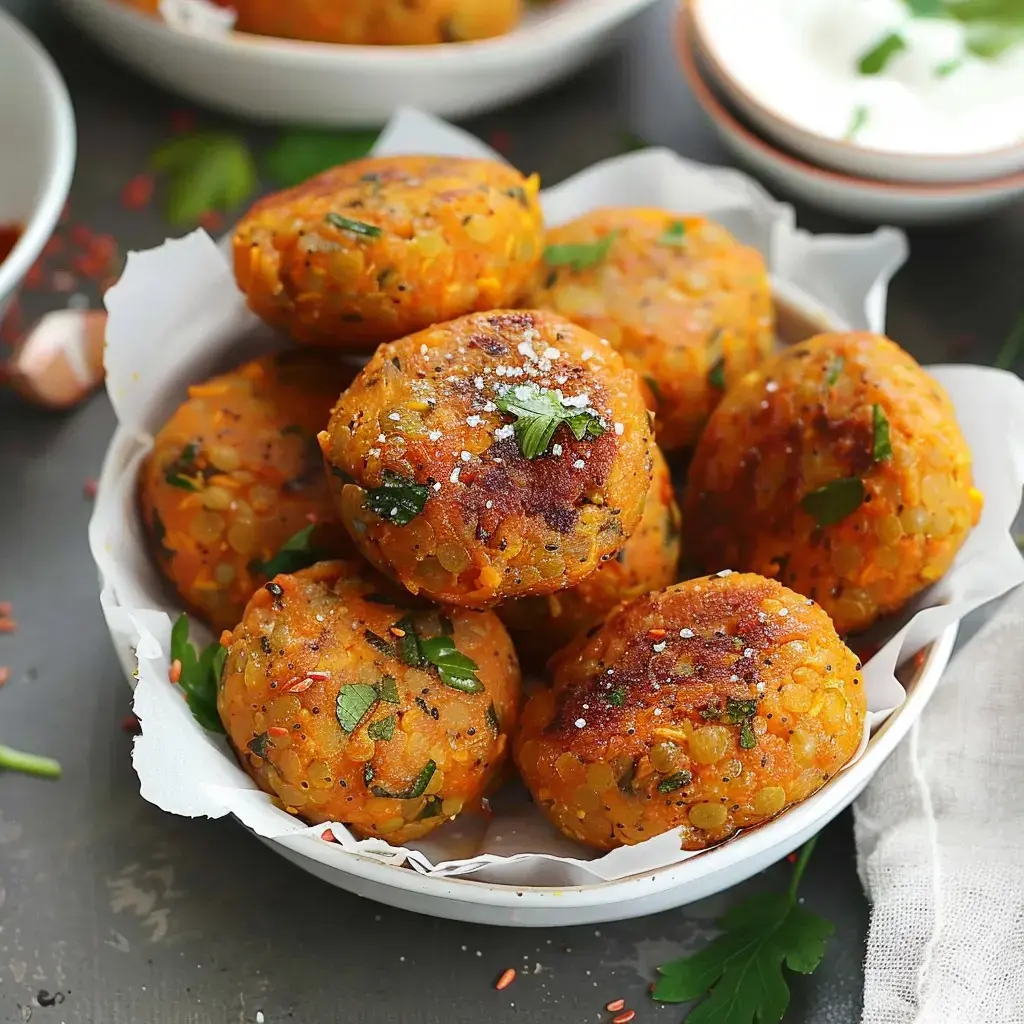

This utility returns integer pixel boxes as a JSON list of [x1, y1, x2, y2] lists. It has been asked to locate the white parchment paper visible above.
[[89, 109, 1024, 884]]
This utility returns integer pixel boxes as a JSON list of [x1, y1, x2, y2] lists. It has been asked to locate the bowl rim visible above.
[[79, 0, 658, 65], [687, 0, 1024, 168], [0, 8, 76, 306], [676, 6, 1024, 198]]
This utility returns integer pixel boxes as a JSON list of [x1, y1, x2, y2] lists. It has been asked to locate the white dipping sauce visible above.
[[697, 0, 1024, 155]]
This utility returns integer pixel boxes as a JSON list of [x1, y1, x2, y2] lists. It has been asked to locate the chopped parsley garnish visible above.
[[170, 613, 227, 734], [543, 231, 619, 272], [420, 636, 483, 693], [658, 220, 687, 248], [858, 31, 908, 74], [872, 404, 892, 461], [844, 104, 870, 141], [367, 715, 396, 742], [707, 357, 726, 391], [335, 683, 378, 734], [722, 697, 759, 750], [657, 771, 693, 793], [164, 442, 201, 491], [371, 759, 437, 800], [653, 836, 832, 1021], [249, 523, 324, 579], [362, 471, 429, 526], [825, 355, 845, 386], [800, 477, 866, 527], [604, 686, 627, 707], [324, 212, 383, 238], [495, 384, 606, 459]]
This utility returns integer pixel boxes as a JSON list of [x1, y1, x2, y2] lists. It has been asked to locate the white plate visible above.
[[0, 7, 76, 319], [676, 7, 1024, 226], [60, 0, 660, 126]]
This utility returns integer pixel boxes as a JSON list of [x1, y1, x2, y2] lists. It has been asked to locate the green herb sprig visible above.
[[170, 614, 227, 734], [543, 232, 618, 272], [495, 384, 606, 459], [362, 471, 429, 526], [264, 129, 378, 187], [324, 213, 383, 238], [0, 744, 61, 780], [800, 477, 865, 527], [250, 524, 325, 579]]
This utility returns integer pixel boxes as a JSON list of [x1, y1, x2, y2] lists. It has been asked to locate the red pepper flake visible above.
[[168, 658, 182, 684], [121, 172, 155, 211], [787, 852, 798, 863], [305, 671, 330, 681], [647, 628, 667, 640], [612, 1011, 635, 1024], [70, 224, 93, 249], [489, 129, 511, 155], [390, 627, 407, 637], [606, 999, 626, 1012], [321, 828, 337, 843], [24, 258, 45, 289], [198, 210, 224, 233], [121, 713, 142, 734], [169, 108, 197, 134], [83, 478, 98, 500], [0, 618, 17, 633], [282, 677, 315, 693], [0, 667, 9, 688], [267, 725, 289, 737], [495, 968, 516, 991]]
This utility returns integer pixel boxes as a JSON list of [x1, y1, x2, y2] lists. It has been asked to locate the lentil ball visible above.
[[139, 350, 356, 632], [218, 560, 521, 844], [528, 208, 774, 451], [514, 572, 865, 851], [683, 332, 982, 635], [498, 444, 682, 668], [320, 309, 653, 608], [233, 155, 543, 348]]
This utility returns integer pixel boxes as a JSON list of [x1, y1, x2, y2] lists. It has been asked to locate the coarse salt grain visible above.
[[552, 443, 563, 456], [420, 344, 428, 354], [614, 422, 624, 435], [494, 424, 515, 440], [388, 412, 400, 421], [433, 481, 442, 491], [575, 718, 586, 728], [744, 648, 754, 658], [581, 349, 592, 360], [461, 450, 471, 462], [562, 392, 591, 408], [474, 376, 485, 389], [766, 380, 779, 392], [573, 459, 586, 469], [377, 433, 386, 442], [652, 641, 667, 653], [680, 628, 694, 638], [256, 1013, 264, 1024], [730, 674, 739, 682], [653, 708, 663, 716], [716, 569, 734, 577], [466, 415, 482, 427], [542, 346, 560, 359], [428, 430, 442, 441], [450, 467, 461, 483], [483, 401, 497, 412], [779, 607, 789, 616], [485, 500, 493, 509]]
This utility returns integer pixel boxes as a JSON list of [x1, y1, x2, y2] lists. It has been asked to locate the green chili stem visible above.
[[0, 743, 62, 780], [787, 835, 818, 902]]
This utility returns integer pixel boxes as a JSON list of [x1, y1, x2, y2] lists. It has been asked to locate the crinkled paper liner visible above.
[[88, 108, 1024, 885]]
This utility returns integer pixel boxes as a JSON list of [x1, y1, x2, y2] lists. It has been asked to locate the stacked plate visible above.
[[677, 0, 1024, 225]]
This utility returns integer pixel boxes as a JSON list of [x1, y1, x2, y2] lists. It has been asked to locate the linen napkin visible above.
[[855, 584, 1024, 1023]]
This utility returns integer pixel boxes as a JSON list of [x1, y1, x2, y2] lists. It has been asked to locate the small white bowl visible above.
[[61, 0, 659, 127], [676, 9, 1024, 226], [0, 9, 76, 319], [688, 0, 1024, 186]]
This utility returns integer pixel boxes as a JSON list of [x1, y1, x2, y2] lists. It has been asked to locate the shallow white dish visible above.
[[0, 7, 76, 319], [688, 0, 1024, 186], [676, 8, 1024, 226], [60, 0, 659, 126]]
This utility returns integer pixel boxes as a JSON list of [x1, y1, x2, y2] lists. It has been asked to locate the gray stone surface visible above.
[[0, 1, 1020, 1021]]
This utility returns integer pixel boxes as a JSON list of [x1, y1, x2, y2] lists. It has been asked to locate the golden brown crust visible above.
[[528, 208, 774, 451], [233, 156, 543, 348], [683, 332, 982, 634], [320, 310, 654, 608], [139, 351, 357, 632], [514, 572, 865, 851], [218, 560, 522, 843]]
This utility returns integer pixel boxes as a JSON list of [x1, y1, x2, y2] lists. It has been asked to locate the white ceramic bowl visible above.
[[688, 0, 1024, 186], [0, 8, 76, 319], [61, 0, 659, 127], [676, 8, 1024, 226]]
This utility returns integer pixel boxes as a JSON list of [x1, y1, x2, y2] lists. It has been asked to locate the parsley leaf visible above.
[[658, 220, 688, 248], [543, 232, 618, 272], [324, 212, 383, 238], [264, 128, 378, 187], [653, 837, 833, 1023], [495, 384, 606, 459], [858, 31, 908, 74], [170, 613, 226, 733], [872, 404, 892, 461], [420, 636, 484, 693], [250, 524, 324, 579], [335, 683, 378, 733], [150, 132, 258, 226], [800, 478, 865, 527], [164, 442, 201, 491], [362, 471, 429, 526]]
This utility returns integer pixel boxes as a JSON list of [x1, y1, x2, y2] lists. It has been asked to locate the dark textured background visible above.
[[0, 1, 1020, 1021]]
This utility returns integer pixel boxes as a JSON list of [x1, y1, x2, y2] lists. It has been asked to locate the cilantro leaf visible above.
[[151, 133, 257, 226], [844, 104, 870, 141], [495, 384, 606, 459], [264, 128, 378, 187], [800, 477, 865, 527], [858, 32, 908, 74], [658, 220, 688, 248], [657, 771, 692, 793], [370, 759, 436, 799], [335, 683, 378, 734], [652, 837, 833, 1023], [393, 615, 425, 667], [543, 232, 618, 272], [324, 212, 383, 238], [363, 471, 429, 526], [420, 636, 484, 693], [170, 614, 226, 733], [164, 442, 201, 491], [722, 696, 759, 750], [872, 404, 892, 461], [250, 524, 324, 579], [376, 676, 400, 703], [367, 715, 396, 742]]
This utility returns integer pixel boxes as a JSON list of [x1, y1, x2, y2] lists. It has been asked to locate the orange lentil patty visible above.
[[528, 208, 775, 451], [320, 309, 654, 608], [139, 350, 356, 632], [498, 443, 681, 668], [683, 332, 981, 635], [229, 0, 521, 44], [233, 155, 544, 348], [218, 560, 521, 844], [514, 572, 865, 852]]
